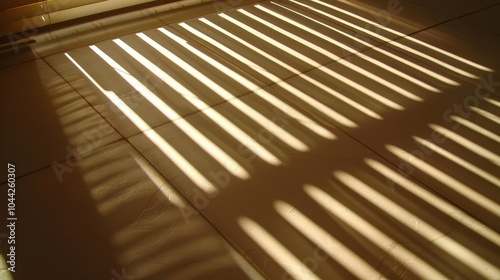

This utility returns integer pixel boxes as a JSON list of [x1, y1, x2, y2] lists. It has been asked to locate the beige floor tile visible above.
[[203, 3, 343, 69], [0, 140, 262, 280], [128, 82, 499, 279], [383, 19, 500, 89], [171, 0, 382, 85], [0, 59, 121, 178], [461, 4, 500, 36], [309, 0, 452, 34], [296, 44, 500, 231], [2, 1, 499, 279]]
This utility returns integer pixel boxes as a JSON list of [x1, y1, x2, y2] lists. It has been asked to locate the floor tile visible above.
[[127, 82, 500, 279], [352, 86, 500, 231], [205, 3, 343, 69], [127, 87, 338, 190], [167, 0, 453, 97], [460, 4, 500, 36], [383, 19, 500, 89], [302, 45, 500, 231], [0, 140, 262, 280], [2, 1, 499, 279], [410, 0, 500, 17], [171, 0, 382, 86], [0, 59, 121, 179], [44, 25, 264, 138], [270, 41, 464, 133]]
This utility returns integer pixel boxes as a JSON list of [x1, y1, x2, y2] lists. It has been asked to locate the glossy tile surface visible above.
[[0, 141, 261, 280], [2, 0, 499, 279]]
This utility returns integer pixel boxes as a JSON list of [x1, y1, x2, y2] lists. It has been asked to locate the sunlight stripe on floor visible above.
[[334, 170, 500, 279], [66, 51, 218, 194], [200, 17, 383, 119]]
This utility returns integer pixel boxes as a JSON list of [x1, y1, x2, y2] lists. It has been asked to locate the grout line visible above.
[[396, 2, 500, 37], [410, 1, 500, 25], [39, 44, 270, 280], [455, 3, 500, 36], [367, 2, 500, 90], [3, 1, 496, 277]]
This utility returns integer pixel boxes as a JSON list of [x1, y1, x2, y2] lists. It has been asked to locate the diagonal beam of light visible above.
[[179, 22, 357, 128], [387, 144, 500, 217], [238, 216, 321, 280], [257, 4, 434, 97], [335, 171, 500, 278], [66, 51, 218, 193], [414, 136, 500, 187], [219, 13, 404, 110], [484, 98, 500, 108], [430, 124, 500, 166], [270, 1, 456, 88], [155, 28, 336, 140], [450, 116, 500, 144], [304, 184, 448, 280], [470, 106, 500, 125], [242, 7, 422, 101], [114, 38, 281, 166], [301, 0, 490, 76], [365, 158, 500, 247], [138, 32, 314, 151], [274, 200, 382, 279], [91, 44, 249, 180], [200, 17, 382, 120]]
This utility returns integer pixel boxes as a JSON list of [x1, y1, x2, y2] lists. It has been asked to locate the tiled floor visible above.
[[1, 0, 499, 279]]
